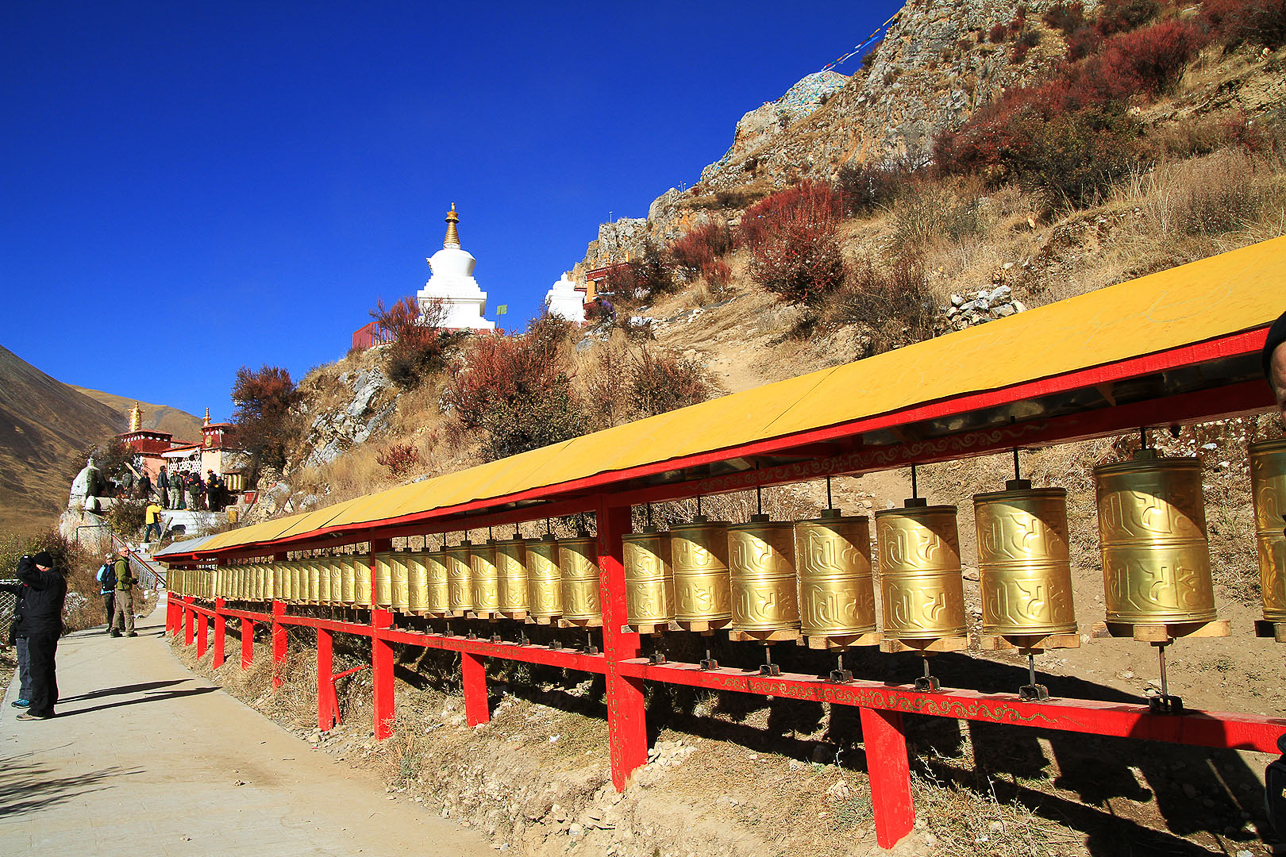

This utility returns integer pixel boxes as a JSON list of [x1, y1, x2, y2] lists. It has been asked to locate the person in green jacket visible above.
[[109, 554, 136, 637], [169, 470, 185, 510]]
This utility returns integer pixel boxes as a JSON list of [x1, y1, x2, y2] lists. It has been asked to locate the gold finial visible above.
[[203, 407, 211, 427], [443, 202, 460, 249], [129, 402, 143, 433]]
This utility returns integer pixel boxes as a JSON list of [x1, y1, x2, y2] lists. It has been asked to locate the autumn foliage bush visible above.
[[232, 365, 303, 474], [669, 222, 734, 283], [740, 182, 846, 305], [375, 442, 421, 480], [828, 254, 937, 357], [371, 296, 464, 390], [1202, 0, 1286, 49]]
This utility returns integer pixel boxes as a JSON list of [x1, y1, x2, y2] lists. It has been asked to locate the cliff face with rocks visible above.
[[574, 0, 1094, 274]]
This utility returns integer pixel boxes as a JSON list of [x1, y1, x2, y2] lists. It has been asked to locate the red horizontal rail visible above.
[[378, 626, 608, 673], [617, 659, 1286, 754], [221, 606, 271, 622]]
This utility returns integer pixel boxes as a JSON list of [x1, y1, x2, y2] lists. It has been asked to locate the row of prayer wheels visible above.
[[170, 437, 1286, 640]]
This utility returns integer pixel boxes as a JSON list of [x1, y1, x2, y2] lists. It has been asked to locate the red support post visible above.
[[318, 628, 338, 731], [183, 595, 194, 646], [241, 618, 254, 669], [462, 652, 489, 727], [272, 599, 287, 689], [166, 593, 178, 635], [212, 597, 226, 669], [371, 536, 395, 740], [597, 496, 649, 791], [196, 611, 208, 658], [860, 707, 915, 849]]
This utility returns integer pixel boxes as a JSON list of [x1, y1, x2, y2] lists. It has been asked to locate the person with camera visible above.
[[14, 551, 66, 721]]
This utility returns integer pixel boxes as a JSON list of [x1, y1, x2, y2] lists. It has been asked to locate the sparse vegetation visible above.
[[370, 296, 464, 390], [741, 181, 847, 306]]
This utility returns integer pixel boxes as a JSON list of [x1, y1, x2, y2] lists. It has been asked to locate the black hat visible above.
[[32, 550, 53, 567]]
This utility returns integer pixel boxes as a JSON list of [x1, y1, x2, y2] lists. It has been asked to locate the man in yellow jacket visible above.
[[143, 499, 164, 543]]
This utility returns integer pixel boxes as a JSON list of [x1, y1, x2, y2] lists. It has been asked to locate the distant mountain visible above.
[[0, 345, 124, 534], [71, 386, 203, 444]]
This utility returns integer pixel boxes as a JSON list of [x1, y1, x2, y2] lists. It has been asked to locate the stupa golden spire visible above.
[[443, 202, 460, 249], [203, 407, 211, 427], [129, 402, 143, 433]]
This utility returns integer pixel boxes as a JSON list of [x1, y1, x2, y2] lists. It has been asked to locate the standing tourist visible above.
[[170, 469, 185, 510], [109, 553, 136, 638], [0, 573, 31, 708], [137, 470, 151, 501], [143, 499, 164, 542], [157, 465, 169, 509], [96, 553, 117, 634], [15, 551, 66, 721]]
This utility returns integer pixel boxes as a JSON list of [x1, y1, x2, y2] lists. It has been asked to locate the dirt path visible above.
[[0, 597, 494, 856]]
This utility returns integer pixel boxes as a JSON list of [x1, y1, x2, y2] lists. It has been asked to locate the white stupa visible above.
[[544, 273, 585, 322], [416, 203, 495, 330]]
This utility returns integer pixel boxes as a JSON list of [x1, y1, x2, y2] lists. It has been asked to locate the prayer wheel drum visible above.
[[317, 558, 332, 604], [728, 515, 799, 632], [526, 535, 563, 619], [308, 559, 321, 604], [471, 541, 501, 613], [340, 557, 357, 605], [974, 485, 1077, 636], [670, 517, 733, 623], [875, 503, 967, 640], [1251, 438, 1286, 622], [795, 510, 876, 636], [391, 550, 411, 613], [354, 555, 373, 608], [288, 561, 302, 603], [406, 551, 430, 613], [559, 536, 602, 622], [623, 530, 674, 626], [495, 538, 529, 613], [273, 564, 284, 602], [1094, 452, 1217, 625], [424, 549, 450, 615], [329, 558, 342, 605], [446, 543, 474, 612], [373, 552, 395, 609]]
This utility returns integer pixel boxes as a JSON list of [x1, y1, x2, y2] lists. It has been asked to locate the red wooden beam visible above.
[[462, 652, 489, 727], [212, 597, 226, 669], [377, 626, 609, 673], [599, 498, 649, 791], [861, 707, 915, 848], [240, 617, 254, 670]]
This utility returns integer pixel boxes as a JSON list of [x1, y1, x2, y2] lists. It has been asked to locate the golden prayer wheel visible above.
[[495, 538, 529, 613], [329, 559, 342, 605], [373, 552, 394, 609], [796, 510, 876, 636], [1095, 452, 1217, 625], [308, 559, 322, 604], [728, 515, 799, 632], [282, 561, 295, 602], [875, 503, 967, 640], [623, 530, 674, 626], [340, 557, 357, 604], [272, 564, 283, 601], [1251, 438, 1286, 622], [390, 550, 411, 613], [318, 558, 332, 604], [470, 541, 501, 613], [526, 535, 563, 619], [974, 484, 1076, 636], [354, 556, 373, 608], [425, 549, 450, 615], [559, 536, 602, 622], [258, 563, 268, 601], [446, 543, 474, 612], [407, 551, 429, 613], [670, 516, 732, 623]]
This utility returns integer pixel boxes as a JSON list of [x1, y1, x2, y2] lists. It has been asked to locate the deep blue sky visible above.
[[1, 1, 900, 422]]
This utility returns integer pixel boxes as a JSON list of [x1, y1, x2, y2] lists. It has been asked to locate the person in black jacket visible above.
[[0, 575, 31, 707], [1266, 309, 1286, 429], [15, 551, 66, 721]]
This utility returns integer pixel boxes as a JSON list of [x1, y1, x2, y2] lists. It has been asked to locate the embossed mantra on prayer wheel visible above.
[[287, 561, 301, 602], [495, 538, 529, 613], [425, 549, 450, 615], [308, 559, 322, 604], [974, 483, 1076, 636], [374, 552, 395, 609], [875, 502, 967, 640], [407, 551, 430, 613], [796, 510, 876, 636], [470, 541, 500, 613], [354, 555, 373, 608], [728, 515, 799, 632], [317, 558, 332, 604], [1251, 438, 1286, 622], [670, 516, 733, 623], [340, 557, 357, 604], [272, 564, 283, 601], [559, 536, 602, 622], [623, 530, 674, 626], [391, 550, 411, 613], [1095, 452, 1217, 625], [446, 543, 474, 612], [526, 535, 563, 620]]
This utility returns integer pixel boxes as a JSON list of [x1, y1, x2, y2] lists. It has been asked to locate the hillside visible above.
[[0, 345, 125, 534], [71, 386, 204, 443]]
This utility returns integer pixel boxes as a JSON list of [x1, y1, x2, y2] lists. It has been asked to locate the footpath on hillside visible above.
[[0, 595, 495, 856]]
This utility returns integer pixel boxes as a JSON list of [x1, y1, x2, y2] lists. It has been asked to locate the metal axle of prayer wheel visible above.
[[671, 514, 732, 670], [796, 506, 877, 680], [470, 539, 501, 616], [1252, 438, 1286, 639], [526, 535, 563, 622], [445, 541, 474, 615], [560, 536, 603, 652], [623, 528, 674, 664], [729, 514, 799, 676], [1095, 443, 1224, 713], [876, 483, 967, 693], [495, 536, 530, 619], [975, 453, 1079, 701]]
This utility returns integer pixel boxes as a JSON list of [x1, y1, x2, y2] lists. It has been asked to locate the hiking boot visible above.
[[10, 699, 29, 708], [110, 631, 121, 637], [126, 632, 137, 637]]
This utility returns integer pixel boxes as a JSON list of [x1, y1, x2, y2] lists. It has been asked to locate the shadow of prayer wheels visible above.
[[728, 515, 799, 632], [1251, 438, 1286, 624], [624, 530, 674, 627], [1094, 451, 1217, 626], [470, 540, 501, 615], [974, 484, 1076, 636], [671, 516, 732, 627], [875, 502, 967, 641], [495, 537, 529, 614], [526, 535, 563, 621], [796, 510, 876, 637]]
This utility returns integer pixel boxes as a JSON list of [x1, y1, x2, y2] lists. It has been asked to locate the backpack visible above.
[[101, 562, 117, 590]]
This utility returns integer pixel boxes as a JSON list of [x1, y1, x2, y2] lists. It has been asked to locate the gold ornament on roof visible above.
[[129, 402, 143, 433], [203, 407, 211, 427], [443, 202, 461, 249]]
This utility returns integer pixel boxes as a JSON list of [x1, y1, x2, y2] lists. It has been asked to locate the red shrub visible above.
[[739, 182, 845, 305], [989, 22, 1008, 43], [1095, 0, 1161, 36], [375, 443, 421, 480], [1043, 2, 1086, 35], [669, 222, 734, 282], [1202, 0, 1286, 49], [737, 181, 843, 250], [1097, 20, 1208, 97], [371, 296, 462, 389], [704, 258, 732, 290]]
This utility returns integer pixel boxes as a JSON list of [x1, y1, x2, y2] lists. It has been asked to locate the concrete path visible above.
[[0, 596, 495, 856]]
